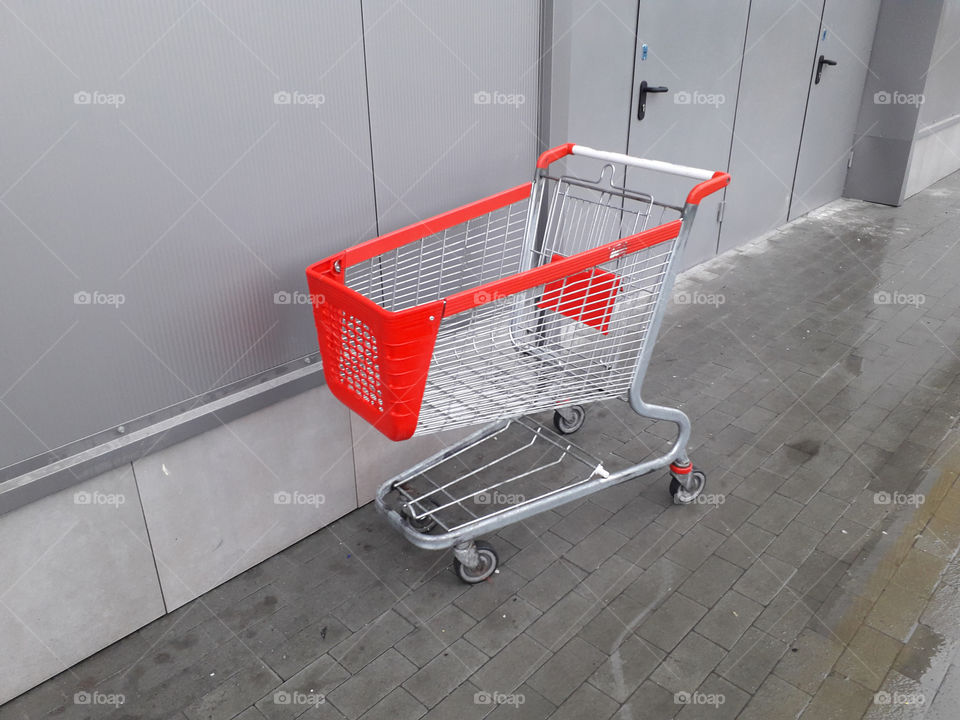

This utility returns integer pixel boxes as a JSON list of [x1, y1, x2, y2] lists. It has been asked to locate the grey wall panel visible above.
[[719, 0, 824, 253], [362, 0, 540, 233], [844, 0, 942, 205], [918, 0, 960, 131], [791, 0, 882, 217], [134, 384, 356, 611], [0, 2, 377, 470], [0, 463, 165, 703], [547, 0, 638, 178]]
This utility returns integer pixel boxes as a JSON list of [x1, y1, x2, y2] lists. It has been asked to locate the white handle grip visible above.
[[571, 144, 715, 181]]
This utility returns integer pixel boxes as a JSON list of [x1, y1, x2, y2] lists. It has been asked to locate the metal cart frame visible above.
[[310, 143, 730, 583]]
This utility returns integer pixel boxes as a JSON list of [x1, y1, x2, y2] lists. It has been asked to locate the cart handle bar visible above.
[[537, 143, 730, 205]]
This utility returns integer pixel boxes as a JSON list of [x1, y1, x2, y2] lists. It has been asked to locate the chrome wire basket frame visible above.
[[344, 165, 681, 436], [361, 144, 730, 580]]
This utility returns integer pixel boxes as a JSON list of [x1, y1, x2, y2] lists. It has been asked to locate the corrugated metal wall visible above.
[[0, 1, 540, 472]]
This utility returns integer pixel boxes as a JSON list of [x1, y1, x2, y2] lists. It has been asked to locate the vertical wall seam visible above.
[[717, 0, 755, 254], [788, 0, 829, 219], [130, 461, 168, 614], [359, 0, 381, 237]]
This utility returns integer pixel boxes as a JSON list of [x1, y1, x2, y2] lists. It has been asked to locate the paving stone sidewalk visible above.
[[7, 171, 960, 720]]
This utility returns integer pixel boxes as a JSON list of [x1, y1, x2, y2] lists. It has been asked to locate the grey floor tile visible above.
[[737, 675, 811, 720], [715, 626, 788, 694], [664, 525, 726, 571], [637, 592, 709, 653], [257, 655, 350, 720], [733, 554, 796, 605], [470, 633, 549, 695], [548, 681, 619, 720], [616, 679, 681, 720], [527, 637, 607, 705], [329, 610, 414, 674], [462, 596, 541, 656], [772, 628, 844, 695], [402, 638, 487, 708], [677, 556, 743, 608], [526, 588, 601, 650], [564, 526, 629, 572], [326, 650, 417, 719], [183, 661, 280, 720], [587, 633, 664, 702], [649, 631, 726, 695], [452, 567, 526, 621], [393, 605, 477, 668], [516, 560, 587, 611], [747, 493, 803, 534], [694, 590, 764, 650], [714, 523, 776, 569], [357, 688, 425, 720]]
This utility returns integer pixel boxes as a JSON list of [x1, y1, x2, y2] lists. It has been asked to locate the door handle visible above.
[[638, 80, 669, 121], [815, 55, 837, 84]]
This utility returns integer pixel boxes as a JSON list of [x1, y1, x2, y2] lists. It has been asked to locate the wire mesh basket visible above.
[[307, 154, 692, 441]]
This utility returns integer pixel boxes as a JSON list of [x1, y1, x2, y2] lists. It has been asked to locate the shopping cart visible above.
[[307, 143, 730, 583]]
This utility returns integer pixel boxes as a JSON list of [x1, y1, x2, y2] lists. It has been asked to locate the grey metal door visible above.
[[790, 0, 881, 219], [626, 0, 750, 268], [718, 0, 825, 254]]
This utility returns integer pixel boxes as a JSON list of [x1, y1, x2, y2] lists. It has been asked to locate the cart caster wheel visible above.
[[453, 540, 499, 584], [403, 497, 439, 533], [553, 405, 585, 435], [670, 468, 706, 505]]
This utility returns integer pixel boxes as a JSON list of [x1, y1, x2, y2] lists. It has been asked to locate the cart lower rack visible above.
[[307, 143, 729, 582]]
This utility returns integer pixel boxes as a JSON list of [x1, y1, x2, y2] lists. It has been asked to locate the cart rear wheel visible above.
[[553, 405, 586, 434], [453, 540, 499, 583], [670, 469, 706, 505]]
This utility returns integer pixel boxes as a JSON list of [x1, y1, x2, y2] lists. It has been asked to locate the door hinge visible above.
[[847, 151, 854, 169], [717, 201, 726, 223]]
